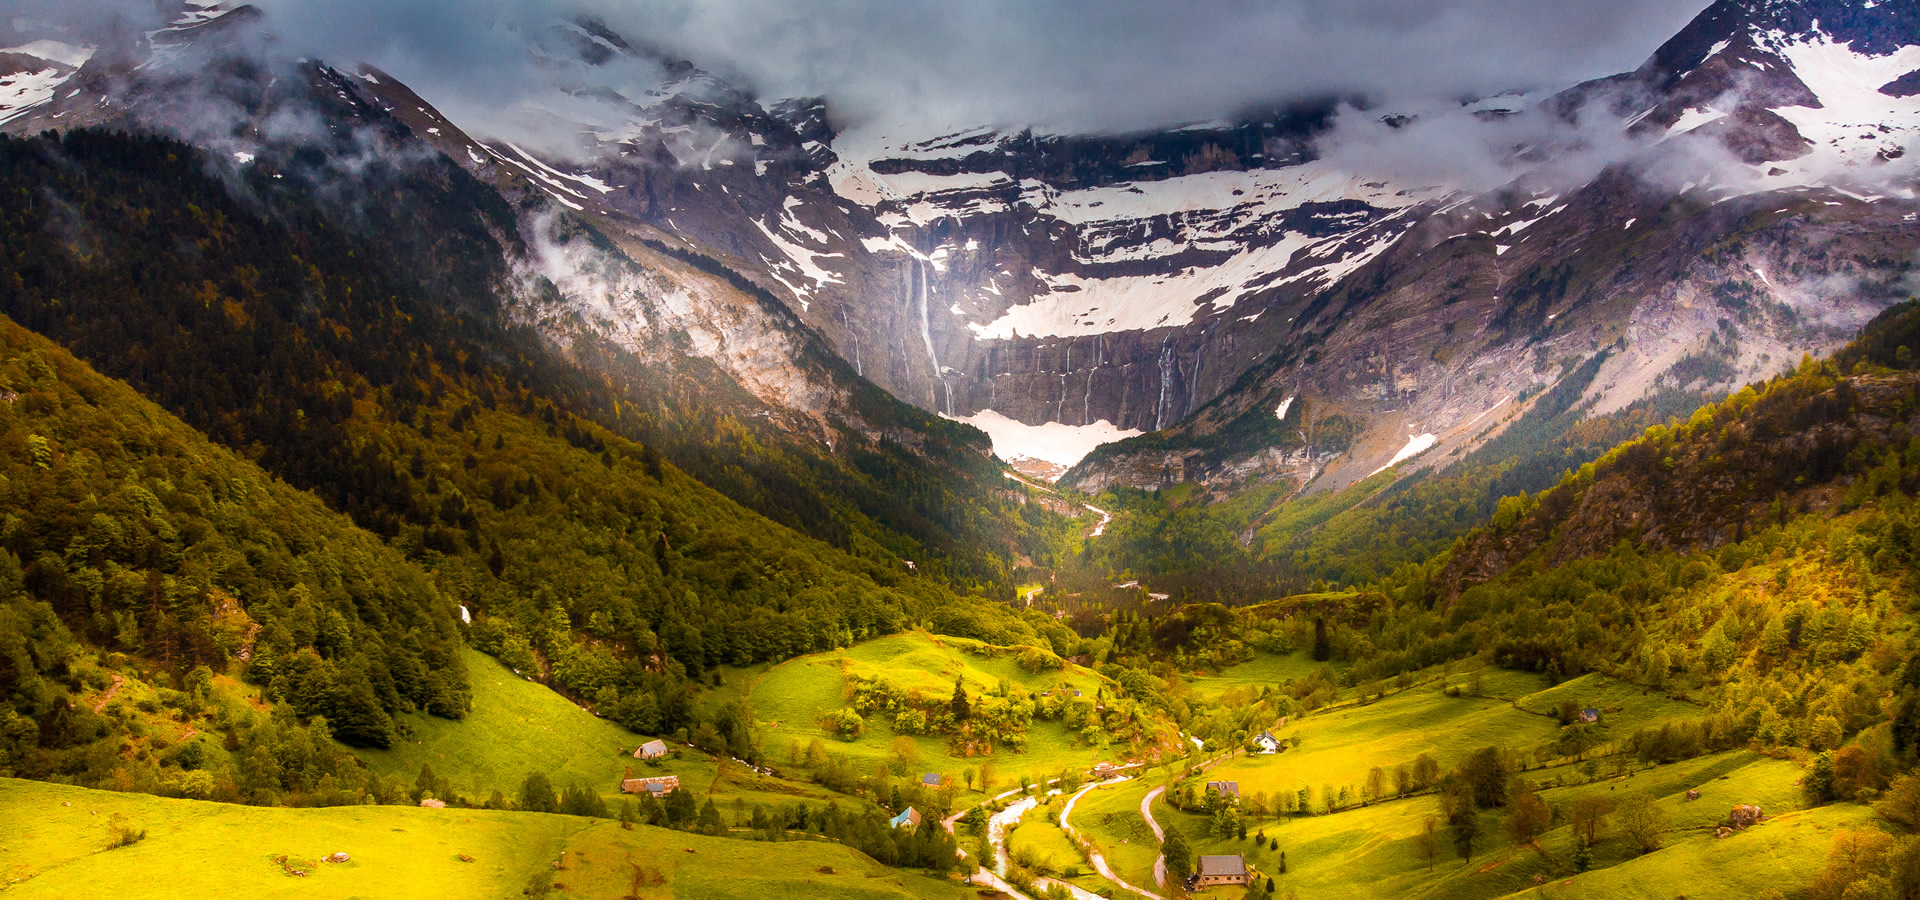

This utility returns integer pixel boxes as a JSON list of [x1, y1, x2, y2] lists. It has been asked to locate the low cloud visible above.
[[232, 0, 1712, 139]]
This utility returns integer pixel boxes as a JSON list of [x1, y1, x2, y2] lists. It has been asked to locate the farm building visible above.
[[1191, 854, 1250, 887], [889, 807, 922, 829], [1205, 781, 1240, 800], [634, 739, 669, 760], [1092, 762, 1121, 779], [1580, 708, 1601, 724], [1253, 731, 1281, 753], [921, 773, 944, 787], [619, 771, 681, 796]]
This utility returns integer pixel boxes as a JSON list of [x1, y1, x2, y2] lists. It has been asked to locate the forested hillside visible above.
[[1250, 303, 1920, 753], [0, 130, 1064, 752], [0, 312, 452, 805]]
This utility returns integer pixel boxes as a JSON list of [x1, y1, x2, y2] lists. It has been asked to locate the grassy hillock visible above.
[[751, 631, 1166, 791], [356, 649, 850, 813], [0, 778, 968, 899]]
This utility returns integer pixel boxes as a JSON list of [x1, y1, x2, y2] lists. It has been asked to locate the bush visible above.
[[106, 815, 146, 849], [825, 707, 865, 740]]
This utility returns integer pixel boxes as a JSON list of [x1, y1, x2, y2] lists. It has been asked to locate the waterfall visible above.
[[1187, 343, 1203, 418], [1154, 340, 1175, 430], [841, 307, 863, 378], [912, 257, 948, 413], [1083, 369, 1094, 425]]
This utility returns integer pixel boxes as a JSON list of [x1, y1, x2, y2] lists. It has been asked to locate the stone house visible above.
[[1192, 854, 1250, 887]]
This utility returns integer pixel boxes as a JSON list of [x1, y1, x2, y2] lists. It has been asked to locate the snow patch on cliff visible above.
[[1370, 432, 1437, 477], [944, 409, 1142, 477], [1749, 33, 1920, 191]]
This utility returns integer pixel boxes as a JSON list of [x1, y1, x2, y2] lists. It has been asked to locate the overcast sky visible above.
[[16, 0, 1713, 136], [226, 0, 1712, 135]]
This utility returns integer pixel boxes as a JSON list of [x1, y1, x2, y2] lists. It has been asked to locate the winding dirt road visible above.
[[1060, 778, 1165, 900], [1142, 785, 1169, 888]]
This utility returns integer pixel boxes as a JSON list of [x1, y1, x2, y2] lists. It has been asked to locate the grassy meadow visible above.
[[1151, 751, 1825, 899], [1196, 664, 1710, 812], [0, 778, 968, 899], [1183, 650, 1328, 703], [1066, 776, 1162, 890]]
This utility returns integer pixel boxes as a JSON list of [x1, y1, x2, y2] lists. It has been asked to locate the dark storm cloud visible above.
[[236, 0, 1712, 136]]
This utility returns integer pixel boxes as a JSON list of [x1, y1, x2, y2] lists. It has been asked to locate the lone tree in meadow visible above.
[[1411, 753, 1440, 791], [519, 772, 558, 813], [1417, 816, 1439, 871], [1570, 794, 1612, 846], [1506, 791, 1552, 847], [1617, 793, 1669, 854], [1311, 617, 1332, 662], [950, 679, 971, 723]]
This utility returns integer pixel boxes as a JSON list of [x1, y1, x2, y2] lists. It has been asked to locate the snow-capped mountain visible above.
[[0, 2, 978, 471], [7, 0, 1919, 493]]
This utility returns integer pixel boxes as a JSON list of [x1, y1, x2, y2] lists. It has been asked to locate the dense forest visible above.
[[0, 313, 458, 794]]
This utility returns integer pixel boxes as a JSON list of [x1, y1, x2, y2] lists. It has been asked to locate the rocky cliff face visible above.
[[8, 0, 1919, 492], [1063, 0, 1920, 491]]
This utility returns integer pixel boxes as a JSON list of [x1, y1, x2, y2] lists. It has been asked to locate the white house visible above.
[[1253, 730, 1281, 754]]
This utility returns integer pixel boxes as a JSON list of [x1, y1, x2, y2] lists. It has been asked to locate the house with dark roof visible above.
[[1092, 762, 1121, 779], [1205, 780, 1240, 800], [1191, 854, 1250, 887], [634, 739, 669, 760], [1253, 731, 1281, 754], [889, 807, 922, 829], [920, 773, 945, 787]]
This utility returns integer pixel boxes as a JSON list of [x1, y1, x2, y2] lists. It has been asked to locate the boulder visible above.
[[1685, 789, 1700, 801], [1729, 804, 1763, 829], [325, 852, 350, 863]]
